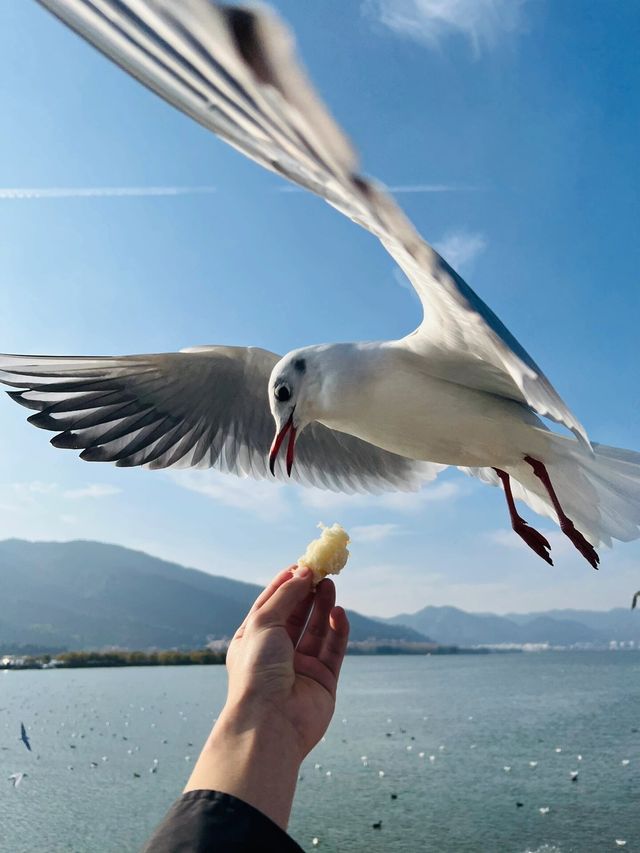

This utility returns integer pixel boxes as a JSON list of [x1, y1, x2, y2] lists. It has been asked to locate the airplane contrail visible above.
[[0, 186, 217, 200]]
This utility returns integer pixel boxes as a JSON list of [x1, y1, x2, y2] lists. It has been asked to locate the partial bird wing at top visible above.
[[37, 0, 588, 447], [0, 350, 441, 493]]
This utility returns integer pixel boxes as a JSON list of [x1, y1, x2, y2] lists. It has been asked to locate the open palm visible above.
[[225, 567, 350, 758]]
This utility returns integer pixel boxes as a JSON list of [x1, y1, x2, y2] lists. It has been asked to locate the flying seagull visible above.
[[8, 773, 26, 788], [632, 592, 640, 610], [20, 723, 31, 752], [2, 0, 639, 569]]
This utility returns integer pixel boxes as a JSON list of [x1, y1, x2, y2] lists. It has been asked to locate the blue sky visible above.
[[0, 0, 638, 616]]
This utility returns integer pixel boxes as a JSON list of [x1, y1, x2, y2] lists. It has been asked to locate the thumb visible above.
[[256, 566, 314, 626]]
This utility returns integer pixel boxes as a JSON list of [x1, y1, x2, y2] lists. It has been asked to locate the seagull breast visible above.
[[314, 342, 547, 469]]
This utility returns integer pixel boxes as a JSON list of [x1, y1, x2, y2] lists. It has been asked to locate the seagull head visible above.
[[268, 349, 321, 476]]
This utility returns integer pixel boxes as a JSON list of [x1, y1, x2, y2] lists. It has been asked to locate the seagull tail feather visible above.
[[504, 436, 640, 548]]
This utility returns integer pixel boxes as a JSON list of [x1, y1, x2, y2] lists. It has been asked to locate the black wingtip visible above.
[[27, 412, 60, 431], [7, 390, 44, 412], [51, 431, 82, 450]]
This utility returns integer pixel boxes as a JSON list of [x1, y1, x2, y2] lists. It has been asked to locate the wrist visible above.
[[217, 701, 306, 766], [184, 701, 303, 830]]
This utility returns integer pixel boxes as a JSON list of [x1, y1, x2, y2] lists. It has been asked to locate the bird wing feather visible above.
[[0, 350, 441, 493], [36, 0, 589, 447]]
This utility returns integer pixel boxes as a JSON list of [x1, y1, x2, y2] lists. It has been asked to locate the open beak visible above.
[[269, 413, 297, 477]]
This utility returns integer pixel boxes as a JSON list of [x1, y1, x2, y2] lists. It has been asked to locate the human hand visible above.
[[185, 566, 349, 829], [225, 565, 350, 760]]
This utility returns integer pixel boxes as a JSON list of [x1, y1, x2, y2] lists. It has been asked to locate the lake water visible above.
[[1, 653, 638, 852]]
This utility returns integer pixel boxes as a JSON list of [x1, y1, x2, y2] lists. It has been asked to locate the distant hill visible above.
[[385, 604, 640, 647], [4, 539, 637, 652], [0, 539, 429, 651], [505, 608, 640, 644]]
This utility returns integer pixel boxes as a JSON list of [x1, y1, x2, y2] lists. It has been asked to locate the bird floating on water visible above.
[[4, 0, 640, 568]]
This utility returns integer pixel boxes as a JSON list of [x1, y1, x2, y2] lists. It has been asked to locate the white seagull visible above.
[[8, 773, 26, 788], [2, 0, 640, 569]]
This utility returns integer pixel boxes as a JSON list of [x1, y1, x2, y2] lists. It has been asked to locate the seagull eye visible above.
[[275, 384, 291, 402]]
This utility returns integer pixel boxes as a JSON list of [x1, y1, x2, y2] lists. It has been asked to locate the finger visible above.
[[233, 567, 295, 639], [296, 579, 336, 658], [252, 566, 315, 628], [248, 566, 297, 616], [285, 590, 316, 646], [318, 606, 350, 680]]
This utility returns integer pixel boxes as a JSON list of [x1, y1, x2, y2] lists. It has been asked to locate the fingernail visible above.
[[294, 565, 311, 579]]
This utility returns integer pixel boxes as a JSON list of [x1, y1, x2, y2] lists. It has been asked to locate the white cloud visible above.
[[298, 489, 362, 512], [364, 0, 529, 55], [299, 479, 459, 513], [0, 186, 217, 201], [63, 484, 122, 500], [13, 481, 58, 496], [0, 480, 122, 513], [0, 481, 58, 507], [381, 480, 461, 510], [486, 527, 575, 558], [434, 230, 487, 271], [351, 523, 401, 543], [169, 470, 288, 522], [337, 561, 446, 616]]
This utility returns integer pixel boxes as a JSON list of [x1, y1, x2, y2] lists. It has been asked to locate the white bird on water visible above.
[[2, 0, 640, 568]]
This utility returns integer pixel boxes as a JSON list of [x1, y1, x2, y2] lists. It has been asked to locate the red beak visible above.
[[269, 414, 297, 477]]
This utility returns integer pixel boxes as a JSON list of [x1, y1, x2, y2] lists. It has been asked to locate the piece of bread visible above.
[[298, 523, 350, 584]]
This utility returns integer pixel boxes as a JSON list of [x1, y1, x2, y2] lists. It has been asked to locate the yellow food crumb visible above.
[[298, 522, 350, 585]]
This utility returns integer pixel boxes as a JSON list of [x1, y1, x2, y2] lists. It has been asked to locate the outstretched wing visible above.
[[0, 350, 441, 494], [37, 0, 589, 447]]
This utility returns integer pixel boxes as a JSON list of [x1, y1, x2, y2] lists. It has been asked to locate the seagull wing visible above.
[[36, 0, 589, 447], [632, 591, 640, 610], [0, 351, 440, 493], [20, 723, 31, 751]]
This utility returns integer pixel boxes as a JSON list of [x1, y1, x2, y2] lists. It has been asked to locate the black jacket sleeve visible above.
[[142, 790, 305, 852]]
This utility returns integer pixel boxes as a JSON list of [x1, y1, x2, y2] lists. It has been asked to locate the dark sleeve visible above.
[[142, 789, 305, 852]]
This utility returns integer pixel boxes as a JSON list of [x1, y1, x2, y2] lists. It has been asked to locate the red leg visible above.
[[524, 456, 600, 570], [494, 468, 553, 565]]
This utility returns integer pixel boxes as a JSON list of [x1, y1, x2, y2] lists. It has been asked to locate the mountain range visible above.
[[0, 539, 429, 651], [385, 604, 640, 647], [1, 539, 638, 652]]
